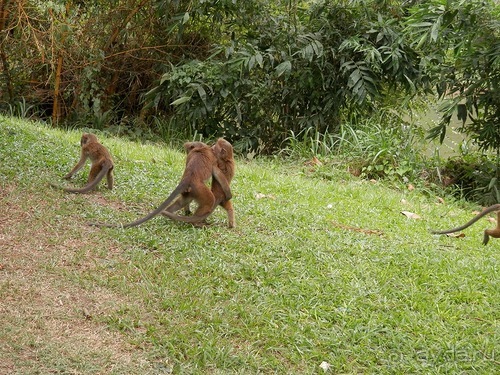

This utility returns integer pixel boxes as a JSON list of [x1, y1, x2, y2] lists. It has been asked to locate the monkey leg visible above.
[[87, 164, 103, 184], [221, 199, 235, 228], [191, 184, 216, 218], [106, 168, 114, 190], [484, 226, 500, 245], [161, 193, 193, 216], [64, 156, 87, 179], [165, 184, 216, 225], [483, 231, 490, 245]]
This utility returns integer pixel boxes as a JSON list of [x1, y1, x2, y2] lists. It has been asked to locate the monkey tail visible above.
[[430, 204, 500, 234], [50, 182, 65, 190], [162, 210, 212, 224], [89, 180, 190, 229], [88, 221, 124, 228], [60, 163, 111, 193]]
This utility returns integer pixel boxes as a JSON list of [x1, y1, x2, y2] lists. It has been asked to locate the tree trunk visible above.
[[0, 0, 13, 102]]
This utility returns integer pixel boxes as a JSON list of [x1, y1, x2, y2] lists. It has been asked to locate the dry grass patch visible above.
[[0, 184, 159, 374]]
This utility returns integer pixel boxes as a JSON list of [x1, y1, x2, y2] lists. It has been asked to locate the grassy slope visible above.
[[0, 116, 498, 374]]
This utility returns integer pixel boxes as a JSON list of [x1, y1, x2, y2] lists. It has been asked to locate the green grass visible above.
[[0, 115, 498, 374]]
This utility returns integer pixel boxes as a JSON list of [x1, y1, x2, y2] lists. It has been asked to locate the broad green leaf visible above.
[[416, 33, 428, 49], [248, 56, 255, 70], [430, 16, 442, 42], [170, 96, 191, 106], [275, 61, 292, 77], [255, 52, 263, 67], [160, 73, 171, 85], [408, 22, 434, 28], [312, 40, 323, 57], [304, 45, 314, 61], [488, 177, 497, 190], [196, 85, 207, 103], [348, 69, 361, 88]]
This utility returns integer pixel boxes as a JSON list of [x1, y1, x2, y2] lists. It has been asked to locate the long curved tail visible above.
[[89, 181, 188, 228], [162, 210, 211, 224], [431, 204, 500, 234], [52, 164, 111, 194]]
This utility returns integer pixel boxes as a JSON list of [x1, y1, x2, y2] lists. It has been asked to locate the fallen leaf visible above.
[[436, 197, 445, 204], [445, 232, 465, 238], [407, 183, 415, 191], [401, 211, 421, 220], [400, 199, 408, 205]]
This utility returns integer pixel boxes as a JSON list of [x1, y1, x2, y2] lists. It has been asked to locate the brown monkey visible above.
[[166, 141, 215, 216], [167, 140, 227, 217], [162, 138, 236, 228], [431, 204, 500, 245], [89, 142, 231, 228], [51, 133, 114, 193]]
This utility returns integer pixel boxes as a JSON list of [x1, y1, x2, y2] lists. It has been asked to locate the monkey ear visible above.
[[184, 142, 197, 152]]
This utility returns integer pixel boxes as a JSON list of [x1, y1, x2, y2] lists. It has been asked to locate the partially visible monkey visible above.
[[51, 133, 114, 193], [89, 141, 231, 228], [162, 138, 235, 228], [431, 204, 500, 245]]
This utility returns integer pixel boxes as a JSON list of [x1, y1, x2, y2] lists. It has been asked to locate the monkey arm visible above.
[[211, 166, 232, 201], [64, 153, 88, 179]]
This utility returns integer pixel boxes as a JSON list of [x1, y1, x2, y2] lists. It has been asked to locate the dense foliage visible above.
[[147, 1, 422, 152], [0, 0, 498, 154], [407, 0, 500, 151]]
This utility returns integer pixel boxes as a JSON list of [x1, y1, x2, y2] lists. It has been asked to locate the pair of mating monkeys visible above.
[[52, 133, 235, 229], [54, 134, 500, 243]]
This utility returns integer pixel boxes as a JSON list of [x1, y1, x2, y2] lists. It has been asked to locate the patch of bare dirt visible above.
[[0, 184, 159, 374], [88, 193, 131, 211]]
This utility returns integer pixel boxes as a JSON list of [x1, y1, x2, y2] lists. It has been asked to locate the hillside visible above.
[[0, 116, 498, 374]]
